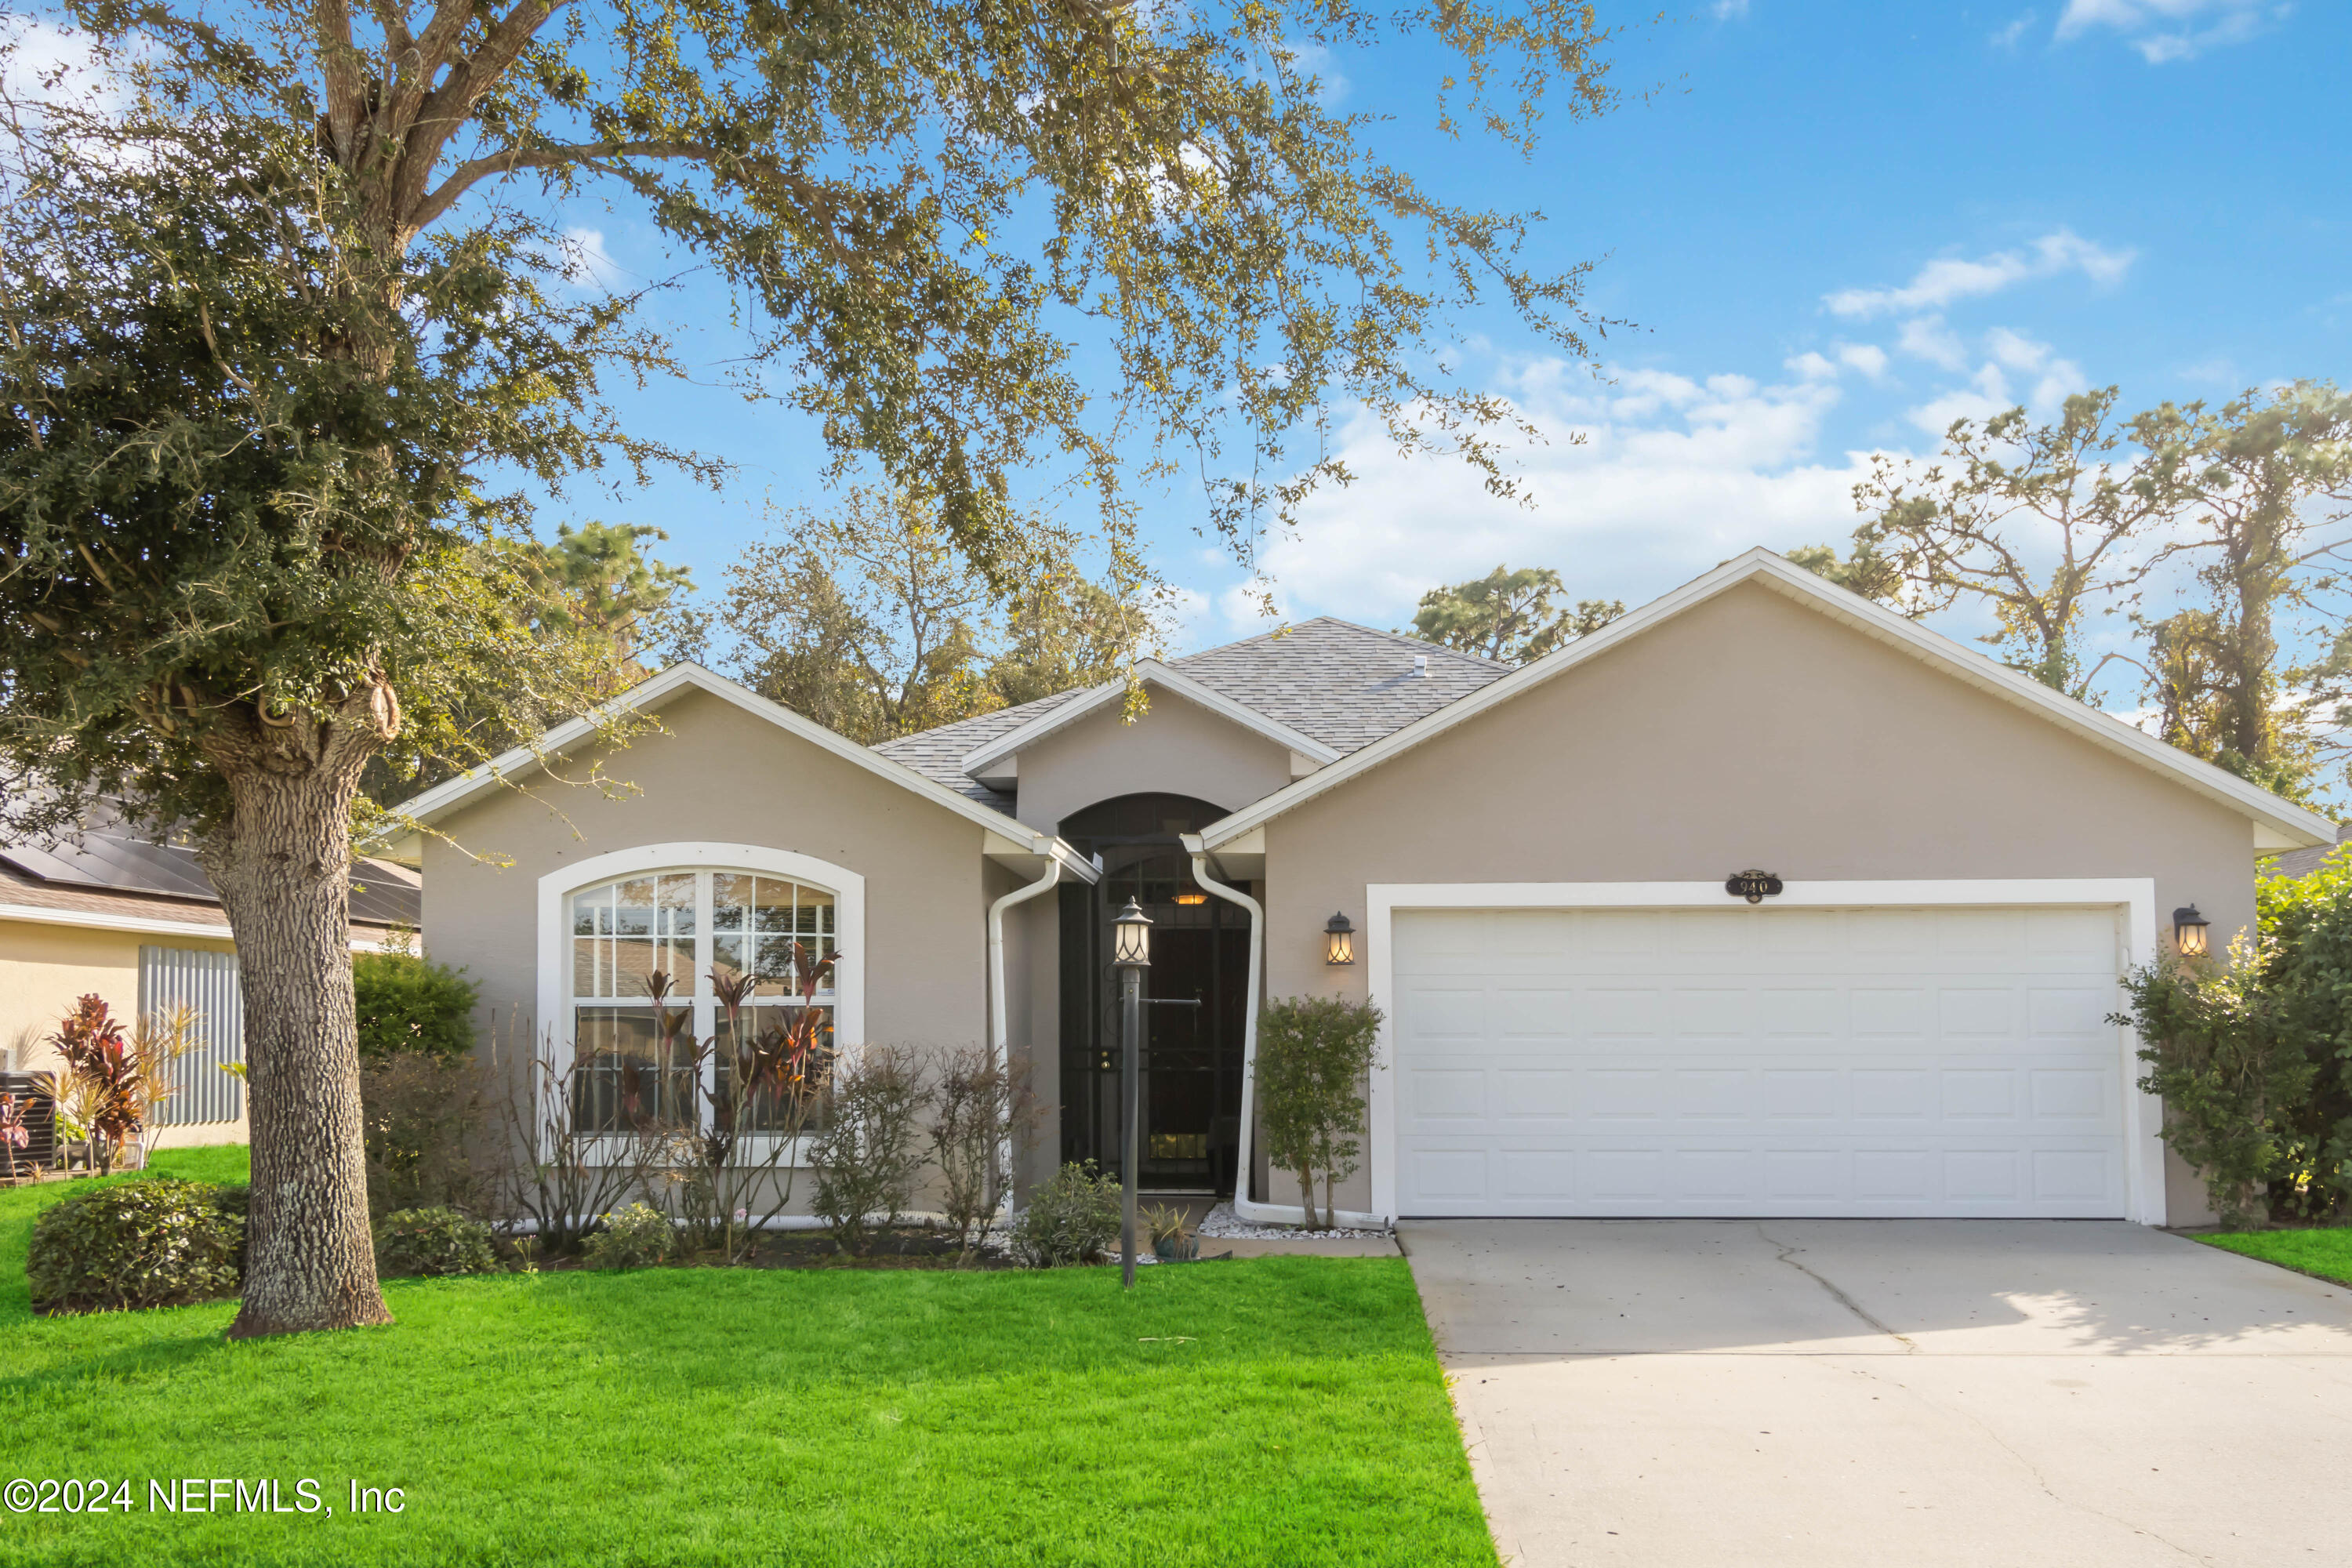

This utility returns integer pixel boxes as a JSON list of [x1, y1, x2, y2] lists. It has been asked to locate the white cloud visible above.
[[1214, 360, 1886, 641], [1785, 350, 1839, 381], [1896, 315, 1969, 371], [1836, 343, 1890, 379], [1711, 0, 1752, 18], [2055, 0, 2278, 62], [1824, 230, 2136, 318], [1904, 329, 2087, 434], [559, 227, 625, 290], [1991, 10, 2038, 47], [1, 16, 137, 116]]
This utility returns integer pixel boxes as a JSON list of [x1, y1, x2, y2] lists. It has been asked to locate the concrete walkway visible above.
[[1402, 1220, 2352, 1567]]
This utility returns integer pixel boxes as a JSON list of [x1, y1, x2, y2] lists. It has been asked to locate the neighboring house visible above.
[[398, 550, 2337, 1229], [0, 826, 419, 1149]]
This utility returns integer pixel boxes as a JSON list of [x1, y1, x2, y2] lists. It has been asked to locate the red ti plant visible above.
[[49, 995, 144, 1175], [630, 943, 841, 1261], [0, 1094, 28, 1179]]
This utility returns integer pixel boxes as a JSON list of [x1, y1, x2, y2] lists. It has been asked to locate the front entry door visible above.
[[1055, 796, 1248, 1196]]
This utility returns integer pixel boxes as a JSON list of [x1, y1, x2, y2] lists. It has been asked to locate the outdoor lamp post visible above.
[[1325, 911, 1356, 966], [2172, 905, 2209, 959], [1112, 897, 1152, 1289]]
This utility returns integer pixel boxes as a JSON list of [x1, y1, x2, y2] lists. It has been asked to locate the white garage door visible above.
[[1392, 906, 2129, 1218]]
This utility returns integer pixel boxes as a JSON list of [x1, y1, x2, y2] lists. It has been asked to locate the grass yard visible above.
[[2198, 1226, 2352, 1287], [0, 1149, 1494, 1568]]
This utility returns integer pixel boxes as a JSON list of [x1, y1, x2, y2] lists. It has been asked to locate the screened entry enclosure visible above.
[[568, 869, 837, 1134], [1058, 796, 1249, 1195]]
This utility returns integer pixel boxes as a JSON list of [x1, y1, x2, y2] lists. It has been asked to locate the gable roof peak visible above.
[[1198, 547, 2337, 854]]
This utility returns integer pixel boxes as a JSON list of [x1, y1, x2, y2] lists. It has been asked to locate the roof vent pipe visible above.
[[1412, 654, 1428, 678]]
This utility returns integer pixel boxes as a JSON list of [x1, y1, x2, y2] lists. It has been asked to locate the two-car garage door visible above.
[[1392, 905, 2129, 1218]]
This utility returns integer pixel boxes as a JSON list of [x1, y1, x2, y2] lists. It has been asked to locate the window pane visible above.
[[712, 873, 750, 931], [571, 1006, 696, 1131]]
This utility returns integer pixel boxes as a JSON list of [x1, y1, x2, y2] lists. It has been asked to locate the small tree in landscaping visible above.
[[927, 1044, 1044, 1263], [811, 1047, 931, 1255], [1256, 996, 1384, 1229]]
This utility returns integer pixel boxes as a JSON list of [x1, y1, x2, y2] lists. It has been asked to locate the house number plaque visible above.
[[1725, 869, 1784, 904]]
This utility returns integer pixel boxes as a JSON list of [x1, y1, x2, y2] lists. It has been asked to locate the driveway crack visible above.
[[1755, 1224, 1918, 1352], [1846, 1360, 2219, 1566]]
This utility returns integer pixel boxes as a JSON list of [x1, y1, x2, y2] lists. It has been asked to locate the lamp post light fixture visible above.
[[1111, 898, 1152, 1289], [2172, 905, 2210, 960], [1324, 911, 1356, 966]]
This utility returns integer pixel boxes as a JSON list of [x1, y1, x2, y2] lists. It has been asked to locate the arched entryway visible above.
[[1056, 793, 1250, 1196]]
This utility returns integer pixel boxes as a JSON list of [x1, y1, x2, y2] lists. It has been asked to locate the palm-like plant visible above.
[[49, 995, 144, 1175], [633, 943, 842, 1261]]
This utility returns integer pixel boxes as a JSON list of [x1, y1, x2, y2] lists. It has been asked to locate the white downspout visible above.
[[1184, 837, 1278, 1223], [1187, 836, 1382, 1229], [988, 855, 1063, 1211]]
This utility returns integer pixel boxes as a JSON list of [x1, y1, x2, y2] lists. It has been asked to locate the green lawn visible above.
[[2198, 1226, 2352, 1287], [0, 1149, 1493, 1567]]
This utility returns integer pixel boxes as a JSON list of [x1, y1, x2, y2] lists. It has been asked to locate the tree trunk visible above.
[[201, 689, 396, 1338], [1297, 1165, 1322, 1229]]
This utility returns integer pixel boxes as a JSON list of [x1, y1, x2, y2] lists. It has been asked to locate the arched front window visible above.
[[568, 868, 838, 1135]]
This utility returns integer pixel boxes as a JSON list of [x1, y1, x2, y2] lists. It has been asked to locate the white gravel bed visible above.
[[1195, 1203, 1393, 1241]]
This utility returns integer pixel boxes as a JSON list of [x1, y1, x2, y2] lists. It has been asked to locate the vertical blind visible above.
[[138, 946, 244, 1126]]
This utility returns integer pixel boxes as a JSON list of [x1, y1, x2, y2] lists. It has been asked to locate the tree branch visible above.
[[409, 138, 717, 232]]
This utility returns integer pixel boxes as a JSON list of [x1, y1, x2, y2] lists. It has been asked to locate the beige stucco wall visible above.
[[1014, 682, 1293, 834], [0, 919, 248, 1148], [422, 685, 1064, 1206], [1256, 581, 2265, 1225]]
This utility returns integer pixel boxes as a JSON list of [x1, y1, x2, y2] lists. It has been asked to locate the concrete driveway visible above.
[[1402, 1220, 2352, 1567]]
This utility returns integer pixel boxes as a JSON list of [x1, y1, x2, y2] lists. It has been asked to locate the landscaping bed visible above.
[[2197, 1226, 2352, 1288], [1, 1149, 1494, 1568]]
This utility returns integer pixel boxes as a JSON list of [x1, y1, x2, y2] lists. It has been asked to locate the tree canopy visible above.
[[2, 0, 1632, 1335], [721, 486, 1136, 743], [1409, 564, 1624, 664]]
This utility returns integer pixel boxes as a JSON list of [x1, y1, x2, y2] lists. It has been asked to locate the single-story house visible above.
[[399, 549, 2337, 1228], [0, 822, 418, 1149]]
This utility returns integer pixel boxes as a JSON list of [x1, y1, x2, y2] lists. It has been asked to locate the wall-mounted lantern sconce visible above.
[[1324, 911, 1356, 966], [2172, 905, 2209, 959]]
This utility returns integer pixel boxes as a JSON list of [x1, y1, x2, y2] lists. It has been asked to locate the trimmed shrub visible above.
[[354, 953, 482, 1064], [376, 1207, 501, 1279], [583, 1202, 675, 1271], [27, 1178, 248, 1314], [361, 1054, 492, 1220], [2122, 856, 2352, 1225], [1009, 1163, 1121, 1267], [809, 1045, 930, 1254]]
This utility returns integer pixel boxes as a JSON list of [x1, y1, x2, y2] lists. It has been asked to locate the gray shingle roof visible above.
[[873, 618, 1508, 812], [2260, 821, 2350, 879], [1169, 617, 1508, 754], [871, 688, 1091, 811]]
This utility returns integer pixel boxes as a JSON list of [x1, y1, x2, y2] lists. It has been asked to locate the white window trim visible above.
[[537, 843, 866, 1159], [1363, 879, 2165, 1226]]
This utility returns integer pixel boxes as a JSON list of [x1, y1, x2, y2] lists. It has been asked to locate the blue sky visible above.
[[552, 0, 2348, 696], [18, 1, 2342, 693]]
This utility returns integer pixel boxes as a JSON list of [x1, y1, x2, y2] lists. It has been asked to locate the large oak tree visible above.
[[1, 0, 1628, 1334]]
